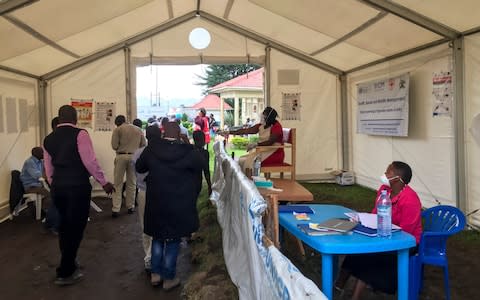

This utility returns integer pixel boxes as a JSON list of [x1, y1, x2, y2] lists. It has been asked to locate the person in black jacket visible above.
[[136, 122, 203, 291]]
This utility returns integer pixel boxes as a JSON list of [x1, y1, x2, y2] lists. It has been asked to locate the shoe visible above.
[[150, 273, 162, 286], [127, 208, 135, 214], [162, 277, 180, 291], [111, 212, 119, 218], [54, 269, 84, 286]]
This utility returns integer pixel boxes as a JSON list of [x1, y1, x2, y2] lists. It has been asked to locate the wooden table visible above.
[[258, 179, 313, 248]]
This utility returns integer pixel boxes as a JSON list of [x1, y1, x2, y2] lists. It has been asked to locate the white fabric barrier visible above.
[[210, 141, 325, 300]]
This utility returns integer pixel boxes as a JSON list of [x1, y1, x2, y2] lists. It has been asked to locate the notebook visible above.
[[315, 218, 358, 233], [278, 205, 314, 214], [353, 224, 401, 237], [297, 224, 346, 236]]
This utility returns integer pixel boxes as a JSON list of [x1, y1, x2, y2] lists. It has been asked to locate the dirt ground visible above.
[[0, 197, 189, 300]]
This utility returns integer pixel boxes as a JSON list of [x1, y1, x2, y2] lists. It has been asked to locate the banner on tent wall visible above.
[[356, 74, 409, 136], [432, 71, 452, 117], [71, 98, 93, 128], [281, 93, 301, 121], [95, 102, 116, 131], [210, 141, 325, 300]]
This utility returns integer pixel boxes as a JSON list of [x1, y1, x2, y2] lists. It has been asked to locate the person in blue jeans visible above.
[[136, 122, 203, 291]]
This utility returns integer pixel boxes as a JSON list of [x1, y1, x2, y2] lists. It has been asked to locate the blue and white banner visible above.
[[357, 74, 409, 136], [210, 141, 325, 300]]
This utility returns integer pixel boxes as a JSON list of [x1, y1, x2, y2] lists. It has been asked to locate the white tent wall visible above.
[[347, 44, 456, 208], [0, 70, 39, 221], [269, 50, 340, 178], [46, 51, 126, 194], [464, 33, 480, 227]]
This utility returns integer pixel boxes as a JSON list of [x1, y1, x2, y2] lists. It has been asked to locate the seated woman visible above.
[[335, 161, 422, 300], [228, 107, 284, 174]]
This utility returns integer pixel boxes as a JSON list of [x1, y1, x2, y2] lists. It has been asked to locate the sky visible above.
[[136, 65, 207, 106]]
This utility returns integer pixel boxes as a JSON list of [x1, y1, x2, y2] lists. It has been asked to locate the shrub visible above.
[[231, 136, 249, 150], [248, 135, 259, 144]]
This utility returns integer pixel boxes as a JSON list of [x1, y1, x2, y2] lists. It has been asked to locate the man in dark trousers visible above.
[[43, 105, 114, 285]]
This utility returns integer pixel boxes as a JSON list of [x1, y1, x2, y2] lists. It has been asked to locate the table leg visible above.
[[272, 195, 280, 248], [322, 253, 333, 300], [397, 249, 409, 300]]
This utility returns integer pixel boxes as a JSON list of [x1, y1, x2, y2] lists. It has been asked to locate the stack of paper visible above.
[[344, 212, 401, 236]]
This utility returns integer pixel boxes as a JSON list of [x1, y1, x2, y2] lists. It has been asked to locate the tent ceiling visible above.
[[1, 0, 479, 78]]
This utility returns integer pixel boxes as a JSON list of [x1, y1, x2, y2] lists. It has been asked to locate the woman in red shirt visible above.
[[335, 161, 422, 299], [193, 108, 210, 145], [228, 107, 284, 173]]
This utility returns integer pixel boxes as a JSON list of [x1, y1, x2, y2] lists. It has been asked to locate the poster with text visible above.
[[95, 102, 116, 131], [71, 98, 93, 128], [281, 92, 301, 121], [357, 74, 409, 136], [432, 71, 452, 117]]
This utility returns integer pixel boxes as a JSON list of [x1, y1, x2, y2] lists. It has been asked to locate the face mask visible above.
[[380, 174, 399, 186], [260, 116, 266, 125]]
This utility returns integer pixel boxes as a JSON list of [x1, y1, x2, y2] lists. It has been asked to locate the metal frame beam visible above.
[[346, 38, 448, 74], [41, 12, 197, 80], [339, 75, 349, 170], [0, 64, 39, 79], [0, 0, 37, 15], [37, 79, 47, 140], [265, 46, 271, 107], [453, 37, 467, 212], [199, 11, 343, 75], [311, 12, 387, 56], [3, 14, 80, 58], [358, 0, 459, 39]]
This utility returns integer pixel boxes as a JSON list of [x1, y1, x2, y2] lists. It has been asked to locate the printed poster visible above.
[[71, 98, 93, 128], [356, 74, 409, 136], [281, 92, 301, 121], [95, 102, 116, 131], [432, 71, 452, 117]]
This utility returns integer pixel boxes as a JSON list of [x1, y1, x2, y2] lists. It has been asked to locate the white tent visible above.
[[1, 0, 480, 227]]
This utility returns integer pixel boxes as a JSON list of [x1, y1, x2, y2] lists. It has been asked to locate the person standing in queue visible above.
[[43, 105, 114, 285], [111, 115, 146, 217]]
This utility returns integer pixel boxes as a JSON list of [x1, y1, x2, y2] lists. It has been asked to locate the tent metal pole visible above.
[[346, 38, 448, 74], [41, 12, 197, 80], [0, 65, 39, 79], [265, 46, 271, 107], [37, 79, 47, 141], [340, 75, 349, 170], [3, 14, 80, 58], [0, 0, 38, 15], [453, 37, 467, 212], [200, 11, 343, 75], [124, 47, 133, 121], [357, 0, 459, 39], [310, 12, 387, 56]]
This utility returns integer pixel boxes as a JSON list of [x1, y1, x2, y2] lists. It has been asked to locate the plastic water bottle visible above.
[[377, 190, 392, 238], [253, 156, 261, 177]]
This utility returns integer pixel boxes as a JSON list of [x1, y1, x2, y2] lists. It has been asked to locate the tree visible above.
[[196, 64, 261, 93]]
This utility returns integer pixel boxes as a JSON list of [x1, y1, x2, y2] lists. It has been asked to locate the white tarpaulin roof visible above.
[[1, 0, 479, 78]]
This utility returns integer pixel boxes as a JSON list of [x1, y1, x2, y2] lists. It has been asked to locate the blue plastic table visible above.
[[279, 204, 416, 300]]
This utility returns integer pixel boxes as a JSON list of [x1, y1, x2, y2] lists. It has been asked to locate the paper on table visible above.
[[345, 212, 400, 230]]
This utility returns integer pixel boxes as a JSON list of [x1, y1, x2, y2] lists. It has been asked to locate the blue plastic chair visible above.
[[409, 205, 466, 300]]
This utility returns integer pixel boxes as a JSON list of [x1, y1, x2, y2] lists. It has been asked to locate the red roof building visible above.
[[208, 67, 265, 126], [191, 94, 232, 110], [209, 67, 264, 92]]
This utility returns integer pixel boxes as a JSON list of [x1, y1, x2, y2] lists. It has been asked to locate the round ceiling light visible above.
[[189, 27, 211, 50]]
